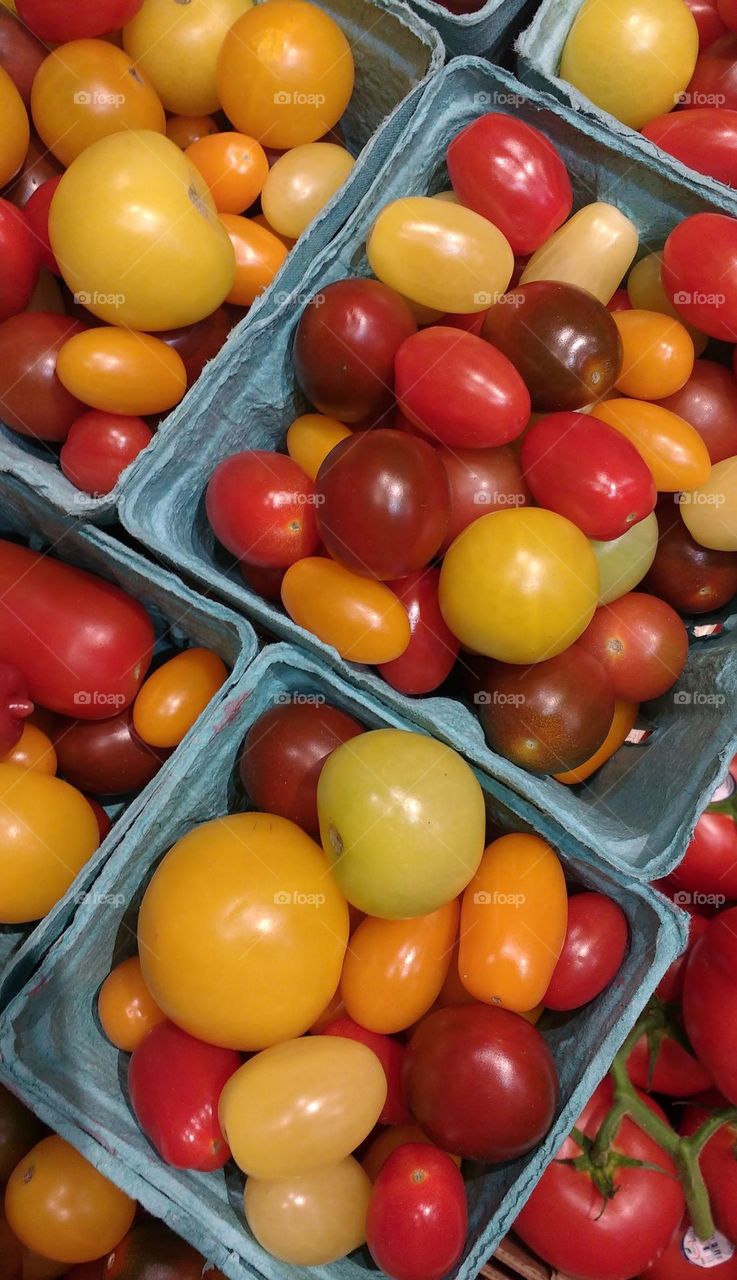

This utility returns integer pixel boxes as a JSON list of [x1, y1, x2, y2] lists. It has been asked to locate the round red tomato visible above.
[[394, 326, 530, 448], [377, 568, 459, 695], [657, 359, 737, 464], [319, 1017, 410, 1125], [685, 32, 737, 109], [60, 411, 154, 496], [0, 9, 47, 108], [644, 499, 737, 615], [663, 214, 737, 341], [0, 198, 39, 321], [0, 661, 32, 757], [544, 892, 629, 1011], [206, 450, 319, 568], [656, 910, 709, 1001], [670, 801, 737, 902], [0, 312, 88, 442], [158, 307, 234, 387], [22, 177, 61, 276], [576, 592, 689, 701], [437, 444, 529, 551], [54, 707, 166, 796], [367, 1145, 467, 1280], [15, 0, 145, 41], [643, 109, 737, 188], [642, 1213, 737, 1277], [688, 0, 728, 45], [720, 0, 737, 28], [683, 907, 737, 1103]]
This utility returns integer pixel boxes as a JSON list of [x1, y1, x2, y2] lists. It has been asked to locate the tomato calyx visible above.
[[560, 1126, 670, 1206]]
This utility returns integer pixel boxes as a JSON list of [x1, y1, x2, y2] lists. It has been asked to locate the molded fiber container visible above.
[[402, 0, 533, 58], [0, 643, 686, 1280], [0, 474, 257, 1008], [120, 58, 737, 884], [0, 0, 443, 524]]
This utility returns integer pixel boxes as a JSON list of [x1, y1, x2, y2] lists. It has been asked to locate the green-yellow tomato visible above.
[[591, 512, 659, 604]]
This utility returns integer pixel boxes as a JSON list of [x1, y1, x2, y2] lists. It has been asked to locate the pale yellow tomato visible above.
[[591, 512, 659, 604], [286, 414, 352, 479], [123, 0, 253, 116], [244, 1157, 371, 1265], [0, 65, 29, 187], [591, 398, 712, 491], [132, 647, 228, 747], [367, 196, 514, 313], [680, 456, 737, 550], [56, 329, 187, 416], [261, 143, 355, 239], [521, 203, 638, 304]]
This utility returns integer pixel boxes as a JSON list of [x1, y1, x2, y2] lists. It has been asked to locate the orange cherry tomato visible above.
[[590, 398, 712, 491], [554, 699, 639, 784], [166, 114, 218, 149], [340, 900, 459, 1034], [97, 955, 166, 1052], [186, 132, 269, 214], [0, 65, 29, 187], [281, 558, 411, 663], [132, 646, 228, 748], [1, 723, 56, 774], [459, 834, 568, 1013], [286, 413, 352, 479], [613, 309, 694, 400], [362, 1126, 461, 1181], [219, 214, 289, 306], [251, 212, 296, 251], [31, 40, 165, 167], [56, 328, 187, 416]]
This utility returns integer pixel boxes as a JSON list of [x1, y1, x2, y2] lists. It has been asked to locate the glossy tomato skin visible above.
[[319, 1017, 410, 1125], [0, 199, 39, 321], [437, 445, 529, 551], [207, 450, 319, 568], [683, 907, 737, 1103], [680, 1103, 737, 1246], [394, 327, 530, 448], [367, 1145, 467, 1280], [521, 412, 656, 540], [644, 498, 737, 614], [315, 429, 449, 580], [128, 1021, 239, 1171], [670, 811, 737, 901], [53, 708, 166, 797], [643, 109, 737, 188], [576, 592, 689, 701], [642, 1213, 737, 1279], [663, 213, 737, 340], [281, 558, 411, 663], [0, 541, 154, 719], [405, 1005, 558, 1162], [658, 358, 737, 464], [689, 0, 729, 44], [17, 0, 144, 40], [0, 661, 32, 756], [482, 282, 622, 411], [544, 892, 628, 1011], [0, 312, 87, 442], [627, 1031, 712, 1095], [685, 32, 737, 109], [294, 279, 416, 423], [377, 568, 459, 695], [158, 307, 233, 386], [97, 955, 166, 1054], [447, 114, 572, 256], [0, 10, 47, 109], [239, 701, 364, 838], [60, 412, 154, 496]]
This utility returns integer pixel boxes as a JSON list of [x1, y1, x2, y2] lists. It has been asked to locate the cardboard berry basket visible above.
[[0, 642, 685, 1280], [401, 0, 533, 59], [119, 58, 737, 883], [0, 473, 257, 1009], [0, 0, 443, 524]]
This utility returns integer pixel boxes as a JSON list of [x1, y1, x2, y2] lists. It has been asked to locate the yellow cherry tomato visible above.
[[459, 834, 568, 1012], [218, 1036, 386, 1177], [132, 647, 228, 748], [56, 328, 187, 416], [680, 456, 737, 550], [341, 900, 459, 1034], [186, 132, 268, 214], [31, 41, 165, 168], [591, 511, 659, 604], [220, 214, 289, 306], [138, 811, 349, 1049], [97, 955, 166, 1053], [368, 196, 514, 314], [287, 413, 352, 479], [281, 558, 411, 663], [627, 252, 708, 355], [362, 1127, 461, 1181], [521, 202, 638, 304], [49, 131, 235, 332], [317, 729, 486, 919], [5, 1137, 135, 1264], [123, 0, 253, 116], [591, 398, 712, 491], [554, 699, 639, 784], [244, 1157, 371, 1265], [439, 508, 599, 663], [166, 114, 218, 149], [1, 723, 56, 775], [0, 65, 28, 187], [216, 0, 355, 149], [261, 143, 355, 239], [560, 0, 698, 129], [0, 764, 99, 924], [613, 309, 694, 400]]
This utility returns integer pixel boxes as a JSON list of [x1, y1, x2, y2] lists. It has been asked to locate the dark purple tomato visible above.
[[447, 115, 573, 256], [477, 645, 615, 775], [543, 892, 629, 1011], [158, 307, 233, 387], [239, 701, 364, 837], [0, 9, 47, 109], [644, 497, 737, 614], [315, 428, 449, 580], [656, 358, 737, 463], [482, 282, 623, 411], [293, 279, 417, 423], [642, 109, 737, 187], [3, 130, 63, 207], [0, 198, 39, 322], [0, 312, 87, 441], [377, 568, 459, 695], [60, 411, 154, 496], [394, 326, 530, 448], [684, 33, 737, 111], [54, 707, 167, 796], [520, 412, 656, 541], [437, 445, 529, 552]]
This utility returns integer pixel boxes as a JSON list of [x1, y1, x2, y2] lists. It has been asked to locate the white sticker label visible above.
[[682, 1227, 736, 1268]]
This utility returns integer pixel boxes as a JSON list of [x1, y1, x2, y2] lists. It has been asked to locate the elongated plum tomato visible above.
[[261, 143, 355, 239], [544, 892, 629, 1011], [437, 445, 529, 551], [97, 955, 166, 1053], [394, 327, 530, 448], [319, 1017, 409, 1125], [0, 312, 87, 442], [17, 0, 145, 41], [60, 411, 154, 496], [0, 199, 39, 320], [367, 1146, 467, 1280], [590, 398, 712, 491], [663, 213, 737, 341], [521, 412, 656, 541], [680, 456, 737, 551], [293, 279, 416, 423], [520, 202, 639, 305], [206, 450, 319, 568], [482, 282, 622, 411], [613, 309, 694, 400], [642, 109, 737, 189], [280, 559, 411, 663], [447, 114, 572, 255], [57, 329, 187, 417], [591, 512, 659, 604], [245, 1157, 372, 1267], [658, 359, 737, 463], [377, 567, 459, 695], [316, 729, 486, 918], [315, 429, 449, 580], [133, 647, 228, 748], [367, 196, 514, 314], [576, 592, 689, 701], [644, 498, 737, 614]]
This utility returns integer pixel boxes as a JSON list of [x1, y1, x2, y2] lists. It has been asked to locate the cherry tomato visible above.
[[56, 328, 186, 416], [0, 9, 47, 108], [643, 109, 737, 189], [294, 279, 416, 423], [719, 0, 737, 28], [0, 200, 38, 320], [0, 662, 32, 759], [132, 648, 227, 748], [0, 64, 28, 187], [54, 707, 166, 797], [60, 411, 154, 496], [0, 312, 87, 442], [3, 128, 61, 207], [439, 508, 599, 662], [97, 955, 166, 1053], [219, 213, 289, 306], [437, 445, 529, 551], [544, 892, 629, 1010], [2, 722, 56, 774], [166, 114, 218, 149], [607, 288, 632, 312], [627, 1028, 712, 1096], [685, 32, 737, 110], [642, 1213, 737, 1279], [663, 213, 737, 341], [123, 0, 252, 116], [185, 132, 268, 215], [680, 456, 737, 550], [627, 251, 708, 355], [261, 143, 355, 239], [22, 177, 61, 277], [286, 413, 351, 479], [613, 309, 694, 400], [553, 698, 639, 784], [659, 359, 737, 463], [377, 568, 459, 695], [157, 306, 233, 387], [591, 398, 712, 490], [207, 450, 319, 567], [520, 202, 639, 305], [281, 558, 411, 662], [362, 1126, 458, 1181], [689, 0, 729, 45], [216, 0, 354, 149], [367, 1146, 467, 1280], [319, 1018, 410, 1125], [591, 515, 659, 605], [16, 0, 144, 40], [245, 1157, 372, 1266], [644, 497, 737, 613], [669, 778, 737, 900], [683, 907, 737, 1103], [105, 1221, 228, 1280], [655, 910, 709, 1000], [577, 592, 689, 701]]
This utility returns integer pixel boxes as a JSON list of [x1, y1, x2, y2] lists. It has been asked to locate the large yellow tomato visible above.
[[0, 65, 29, 187], [137, 812, 349, 1049], [123, 0, 253, 116], [49, 131, 235, 331], [438, 508, 600, 663], [56, 328, 187, 415], [31, 41, 165, 168], [560, 0, 698, 129], [591, 398, 712, 491], [216, 0, 354, 149], [245, 1157, 371, 1266], [680, 456, 737, 550], [0, 765, 99, 924], [316, 729, 485, 919], [261, 143, 355, 239]]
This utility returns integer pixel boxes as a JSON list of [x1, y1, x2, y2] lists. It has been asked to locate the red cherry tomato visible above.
[[377, 568, 459, 695], [319, 1018, 410, 1126], [683, 906, 737, 1103], [15, 0, 145, 41], [366, 1145, 467, 1280], [437, 444, 529, 551], [239, 560, 286, 600], [657, 358, 737, 463], [206, 450, 320, 568], [447, 114, 572, 255], [22, 177, 61, 276], [689, 0, 729, 45], [685, 32, 737, 109], [439, 308, 489, 334], [642, 109, 737, 188], [85, 795, 112, 843], [576, 592, 689, 702], [60, 411, 153, 496], [663, 213, 737, 341], [670, 803, 737, 901], [0, 9, 47, 108], [719, 0, 737, 28], [543, 892, 629, 1011], [0, 198, 39, 322], [0, 312, 87, 442], [627, 1029, 713, 1095]]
